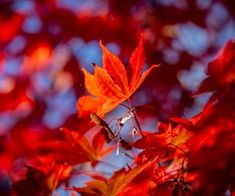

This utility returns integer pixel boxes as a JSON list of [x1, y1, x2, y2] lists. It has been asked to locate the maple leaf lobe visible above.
[[77, 37, 159, 117]]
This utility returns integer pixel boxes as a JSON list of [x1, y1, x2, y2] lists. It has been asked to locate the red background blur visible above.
[[0, 0, 235, 195]]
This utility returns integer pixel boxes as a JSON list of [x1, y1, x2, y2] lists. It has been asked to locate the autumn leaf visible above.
[[195, 40, 235, 94], [73, 159, 156, 196], [77, 36, 159, 117], [132, 124, 176, 150], [11, 165, 51, 195], [12, 164, 72, 195], [132, 131, 169, 149], [47, 164, 72, 191], [31, 128, 113, 166]]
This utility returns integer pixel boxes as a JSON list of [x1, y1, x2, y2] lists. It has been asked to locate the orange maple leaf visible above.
[[77, 36, 159, 117], [73, 159, 156, 196]]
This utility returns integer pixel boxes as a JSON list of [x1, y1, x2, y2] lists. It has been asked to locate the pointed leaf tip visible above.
[[129, 36, 145, 90], [130, 64, 160, 94], [100, 42, 129, 94]]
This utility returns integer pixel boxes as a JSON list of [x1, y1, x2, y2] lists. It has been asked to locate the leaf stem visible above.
[[127, 98, 143, 137]]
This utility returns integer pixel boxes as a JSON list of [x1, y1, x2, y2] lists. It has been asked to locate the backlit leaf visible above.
[[100, 42, 129, 94], [77, 37, 159, 117]]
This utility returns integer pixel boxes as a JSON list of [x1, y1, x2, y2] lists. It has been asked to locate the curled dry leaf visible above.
[[90, 113, 115, 143], [77, 36, 159, 117]]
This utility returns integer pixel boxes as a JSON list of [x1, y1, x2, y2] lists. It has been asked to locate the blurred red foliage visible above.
[[0, 0, 235, 195]]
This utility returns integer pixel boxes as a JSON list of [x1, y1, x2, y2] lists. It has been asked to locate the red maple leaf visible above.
[[195, 40, 235, 94], [77, 36, 159, 117]]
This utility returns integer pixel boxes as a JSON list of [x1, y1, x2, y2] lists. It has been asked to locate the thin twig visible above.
[[127, 98, 143, 137]]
